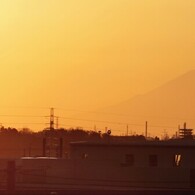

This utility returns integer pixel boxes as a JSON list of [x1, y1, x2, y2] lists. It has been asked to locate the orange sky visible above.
[[0, 0, 195, 132]]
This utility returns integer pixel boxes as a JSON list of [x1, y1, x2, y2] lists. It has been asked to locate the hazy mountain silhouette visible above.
[[77, 70, 195, 137], [108, 70, 195, 117]]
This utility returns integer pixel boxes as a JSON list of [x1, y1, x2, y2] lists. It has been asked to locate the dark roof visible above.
[[70, 140, 195, 148]]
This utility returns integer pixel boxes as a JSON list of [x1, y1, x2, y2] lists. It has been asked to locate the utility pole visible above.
[[145, 121, 148, 138], [94, 125, 96, 132], [7, 161, 15, 194], [56, 116, 59, 130], [50, 107, 55, 131], [126, 124, 129, 136]]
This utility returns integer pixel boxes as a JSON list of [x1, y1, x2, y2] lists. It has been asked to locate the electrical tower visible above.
[[43, 107, 63, 158], [179, 122, 193, 139]]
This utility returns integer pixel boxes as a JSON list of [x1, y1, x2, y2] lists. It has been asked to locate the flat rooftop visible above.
[[70, 139, 195, 148]]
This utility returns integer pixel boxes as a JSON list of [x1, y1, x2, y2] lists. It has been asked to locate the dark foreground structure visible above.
[[2, 138, 195, 194], [1, 188, 195, 195]]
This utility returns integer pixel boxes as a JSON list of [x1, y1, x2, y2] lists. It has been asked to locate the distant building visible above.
[[69, 140, 195, 188], [1, 139, 195, 191]]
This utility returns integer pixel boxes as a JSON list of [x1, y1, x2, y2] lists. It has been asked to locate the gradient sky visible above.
[[0, 0, 195, 131]]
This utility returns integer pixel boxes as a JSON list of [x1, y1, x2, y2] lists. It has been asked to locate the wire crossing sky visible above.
[[0, 0, 195, 135]]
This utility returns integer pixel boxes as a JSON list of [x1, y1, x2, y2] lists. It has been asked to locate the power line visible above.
[[0, 107, 184, 133], [0, 122, 44, 125], [0, 115, 45, 118], [58, 116, 177, 128]]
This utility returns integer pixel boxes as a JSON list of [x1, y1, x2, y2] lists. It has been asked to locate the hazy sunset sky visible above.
[[0, 0, 195, 131]]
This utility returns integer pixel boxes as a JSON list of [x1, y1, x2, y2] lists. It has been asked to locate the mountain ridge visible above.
[[73, 70, 195, 137]]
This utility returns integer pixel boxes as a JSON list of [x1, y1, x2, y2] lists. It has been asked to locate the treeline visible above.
[[0, 126, 145, 138], [0, 126, 107, 141], [0, 126, 100, 136], [0, 127, 102, 158], [0, 126, 146, 144], [0, 126, 146, 158]]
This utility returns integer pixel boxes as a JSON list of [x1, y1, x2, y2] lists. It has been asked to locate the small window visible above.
[[174, 154, 181, 166], [82, 153, 88, 159], [149, 155, 158, 167], [125, 154, 134, 166]]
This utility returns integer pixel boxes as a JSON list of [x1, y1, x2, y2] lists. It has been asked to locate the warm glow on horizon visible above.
[[0, 0, 195, 136]]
